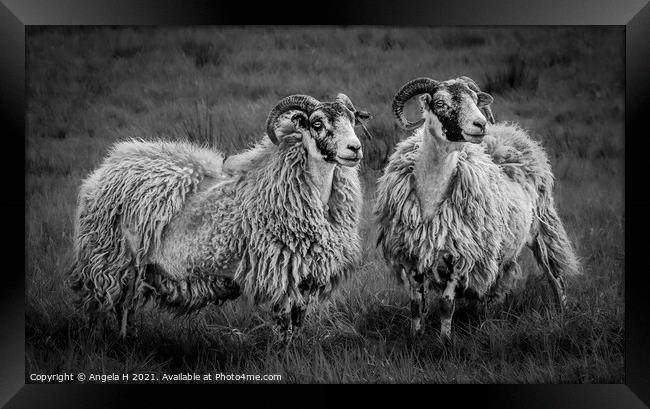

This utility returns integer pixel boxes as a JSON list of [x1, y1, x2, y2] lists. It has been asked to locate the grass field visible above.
[[25, 26, 624, 383]]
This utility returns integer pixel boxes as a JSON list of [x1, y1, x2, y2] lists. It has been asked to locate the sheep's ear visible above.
[[355, 110, 372, 123], [476, 92, 494, 107], [290, 112, 308, 130], [272, 111, 309, 140], [418, 93, 432, 111]]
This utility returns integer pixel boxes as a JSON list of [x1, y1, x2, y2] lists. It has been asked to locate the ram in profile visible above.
[[70, 93, 371, 341]]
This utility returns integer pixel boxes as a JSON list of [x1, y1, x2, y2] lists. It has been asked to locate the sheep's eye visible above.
[[434, 100, 446, 109], [312, 121, 323, 130]]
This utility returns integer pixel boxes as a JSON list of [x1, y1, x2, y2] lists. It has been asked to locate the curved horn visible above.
[[336, 93, 371, 118], [392, 77, 439, 131], [265, 94, 319, 144], [336, 93, 372, 138], [336, 93, 357, 113], [459, 76, 495, 124]]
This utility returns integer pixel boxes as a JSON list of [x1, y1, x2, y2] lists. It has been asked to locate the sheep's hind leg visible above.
[[115, 267, 140, 339], [543, 268, 566, 313], [439, 257, 460, 342], [84, 298, 109, 341], [118, 304, 135, 339], [530, 239, 567, 312], [487, 261, 521, 308], [115, 300, 135, 340]]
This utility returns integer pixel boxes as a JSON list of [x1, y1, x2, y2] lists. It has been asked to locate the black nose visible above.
[[473, 118, 486, 131], [347, 144, 361, 153]]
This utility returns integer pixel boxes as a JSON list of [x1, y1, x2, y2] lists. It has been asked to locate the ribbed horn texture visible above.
[[336, 93, 372, 138], [458, 76, 496, 124], [336, 93, 357, 113], [392, 77, 438, 131], [265, 95, 320, 144]]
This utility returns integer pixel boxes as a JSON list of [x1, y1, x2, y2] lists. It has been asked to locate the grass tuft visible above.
[[177, 100, 215, 148], [111, 45, 143, 59], [441, 32, 486, 48], [181, 40, 226, 68], [483, 54, 539, 94]]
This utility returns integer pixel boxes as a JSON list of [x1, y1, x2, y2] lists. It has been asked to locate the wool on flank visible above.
[[70, 139, 225, 312]]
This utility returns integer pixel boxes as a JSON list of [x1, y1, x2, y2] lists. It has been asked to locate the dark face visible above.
[[288, 101, 363, 167], [420, 80, 494, 144]]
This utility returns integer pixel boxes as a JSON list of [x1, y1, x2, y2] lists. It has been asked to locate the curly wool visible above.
[[70, 139, 225, 312], [374, 123, 578, 296], [182, 136, 363, 306], [71, 135, 362, 315]]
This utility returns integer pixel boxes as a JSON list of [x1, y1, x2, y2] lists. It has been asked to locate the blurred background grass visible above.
[[25, 26, 624, 383]]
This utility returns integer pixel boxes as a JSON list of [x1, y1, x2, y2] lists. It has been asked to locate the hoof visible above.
[[439, 323, 452, 344], [407, 321, 426, 347], [271, 334, 294, 352], [90, 324, 105, 341], [439, 333, 452, 347], [119, 326, 139, 340], [410, 318, 425, 337], [271, 325, 294, 350]]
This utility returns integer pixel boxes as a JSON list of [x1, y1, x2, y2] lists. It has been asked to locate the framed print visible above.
[[2, 0, 649, 407]]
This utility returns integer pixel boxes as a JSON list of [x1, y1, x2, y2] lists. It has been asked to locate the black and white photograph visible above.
[[23, 25, 625, 385]]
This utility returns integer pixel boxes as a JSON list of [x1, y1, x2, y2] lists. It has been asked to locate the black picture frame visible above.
[[3, 0, 648, 407]]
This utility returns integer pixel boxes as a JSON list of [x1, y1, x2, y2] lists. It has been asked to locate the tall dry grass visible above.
[[25, 26, 624, 383]]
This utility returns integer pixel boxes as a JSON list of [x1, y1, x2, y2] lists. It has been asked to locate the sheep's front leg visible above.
[[272, 298, 293, 345], [439, 257, 459, 341], [291, 304, 306, 329], [290, 279, 315, 337], [401, 268, 427, 337]]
